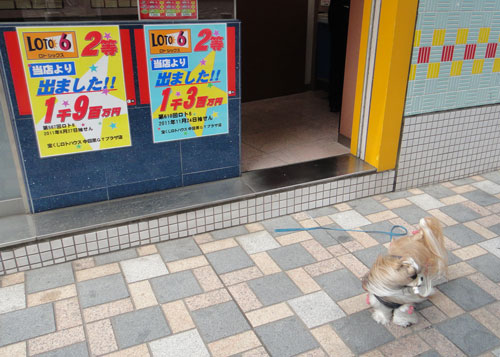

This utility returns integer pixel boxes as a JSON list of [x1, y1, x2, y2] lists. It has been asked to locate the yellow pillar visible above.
[[349, 0, 373, 156], [363, 0, 418, 171]]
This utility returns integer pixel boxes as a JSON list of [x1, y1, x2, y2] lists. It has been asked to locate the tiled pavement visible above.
[[2, 173, 500, 356]]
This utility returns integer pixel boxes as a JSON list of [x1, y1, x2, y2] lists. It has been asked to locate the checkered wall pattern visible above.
[[396, 104, 500, 191], [0, 171, 395, 275], [404, 0, 500, 116]]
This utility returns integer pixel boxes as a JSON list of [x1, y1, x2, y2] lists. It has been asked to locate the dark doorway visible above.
[[236, 0, 309, 102], [237, 0, 351, 171]]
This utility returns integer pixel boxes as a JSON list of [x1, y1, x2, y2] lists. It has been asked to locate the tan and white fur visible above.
[[362, 217, 447, 327]]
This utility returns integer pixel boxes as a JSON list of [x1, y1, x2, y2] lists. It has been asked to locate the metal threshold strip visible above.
[[0, 154, 375, 249]]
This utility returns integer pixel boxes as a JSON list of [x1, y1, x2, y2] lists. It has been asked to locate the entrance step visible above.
[[0, 154, 391, 275]]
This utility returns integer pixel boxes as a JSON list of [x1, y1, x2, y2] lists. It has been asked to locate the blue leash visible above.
[[275, 225, 408, 242]]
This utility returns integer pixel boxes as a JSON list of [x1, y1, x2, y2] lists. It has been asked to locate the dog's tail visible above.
[[419, 217, 447, 278]]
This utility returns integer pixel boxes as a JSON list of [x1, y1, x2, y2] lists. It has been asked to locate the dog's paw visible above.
[[393, 307, 418, 327], [372, 310, 390, 325], [392, 317, 413, 327]]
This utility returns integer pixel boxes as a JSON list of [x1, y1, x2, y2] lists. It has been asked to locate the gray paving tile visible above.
[[94, 248, 137, 265], [468, 253, 500, 283], [267, 243, 316, 270], [306, 206, 338, 218], [421, 184, 456, 199], [247, 272, 302, 306], [415, 300, 433, 310], [0, 283, 25, 314], [255, 316, 319, 357], [331, 310, 394, 355], [482, 171, 500, 184], [206, 246, 254, 274], [236, 230, 280, 255], [211, 225, 249, 240], [384, 190, 413, 199], [443, 224, 485, 246], [417, 351, 441, 357], [437, 314, 500, 356], [479, 237, 500, 259], [157, 237, 202, 262], [493, 346, 500, 357], [438, 277, 495, 311], [120, 254, 168, 283], [489, 222, 500, 235], [112, 306, 171, 349], [439, 203, 483, 222], [360, 221, 399, 244], [314, 269, 365, 301], [448, 251, 462, 265], [320, 223, 353, 243], [353, 245, 387, 268], [191, 301, 250, 343], [25, 262, 74, 294], [77, 273, 129, 308], [37, 342, 88, 357], [451, 177, 476, 186], [348, 197, 387, 216], [149, 329, 209, 357], [288, 291, 345, 328], [307, 226, 340, 247], [262, 216, 303, 237], [462, 189, 500, 206], [392, 205, 430, 224], [0, 303, 55, 347], [408, 193, 445, 210], [330, 210, 371, 229], [473, 180, 500, 195], [150, 270, 202, 303]]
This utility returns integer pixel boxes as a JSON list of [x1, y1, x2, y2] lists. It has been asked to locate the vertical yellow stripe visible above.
[[493, 58, 500, 72], [365, 0, 419, 171], [409, 64, 417, 80], [450, 61, 463, 76], [456, 28, 468, 44], [414, 30, 421, 47], [432, 29, 446, 46], [478, 28, 490, 43], [350, 0, 373, 156], [472, 59, 484, 74], [427, 63, 440, 78]]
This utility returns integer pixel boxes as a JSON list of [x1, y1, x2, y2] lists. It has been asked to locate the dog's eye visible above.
[[410, 273, 418, 280]]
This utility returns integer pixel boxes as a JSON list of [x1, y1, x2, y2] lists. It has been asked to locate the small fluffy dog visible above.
[[362, 217, 447, 327]]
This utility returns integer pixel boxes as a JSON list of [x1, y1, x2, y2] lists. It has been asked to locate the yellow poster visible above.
[[16, 26, 131, 158]]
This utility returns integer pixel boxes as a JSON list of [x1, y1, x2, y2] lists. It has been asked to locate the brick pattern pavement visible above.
[[1, 173, 500, 356]]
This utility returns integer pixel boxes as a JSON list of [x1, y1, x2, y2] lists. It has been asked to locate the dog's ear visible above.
[[411, 230, 424, 241], [398, 257, 419, 276]]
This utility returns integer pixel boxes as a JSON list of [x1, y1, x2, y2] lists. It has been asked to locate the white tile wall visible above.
[[0, 170, 395, 275], [396, 105, 500, 190]]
